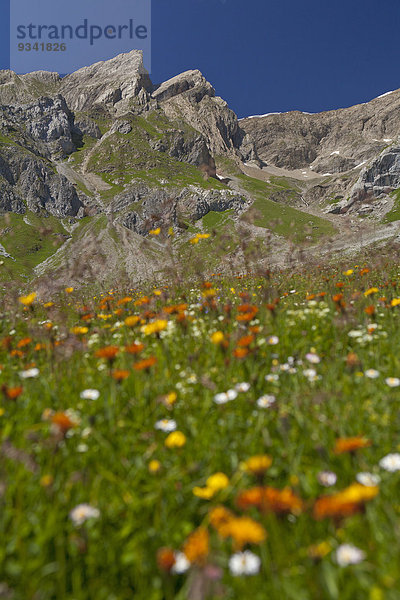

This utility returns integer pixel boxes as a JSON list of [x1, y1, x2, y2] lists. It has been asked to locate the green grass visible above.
[[2, 262, 400, 598], [0, 212, 69, 280], [237, 174, 336, 243], [382, 189, 400, 223]]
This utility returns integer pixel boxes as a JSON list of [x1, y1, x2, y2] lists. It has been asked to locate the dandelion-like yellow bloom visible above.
[[142, 319, 168, 335], [71, 326, 89, 335], [19, 292, 37, 306], [65, 287, 74, 293], [165, 431, 186, 448], [244, 455, 272, 475], [364, 287, 379, 296], [206, 472, 229, 491], [211, 331, 225, 344], [193, 486, 215, 499], [149, 228, 161, 235], [391, 298, 400, 307], [125, 315, 140, 327], [149, 460, 161, 473]]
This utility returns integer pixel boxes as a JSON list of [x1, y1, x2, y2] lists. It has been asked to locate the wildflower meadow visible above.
[[2, 258, 400, 599]]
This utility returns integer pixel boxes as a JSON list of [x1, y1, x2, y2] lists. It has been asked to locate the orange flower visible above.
[[125, 343, 144, 354], [333, 436, 371, 454], [237, 486, 304, 515], [111, 369, 130, 381], [364, 305, 375, 315], [157, 547, 176, 572], [133, 356, 157, 371], [237, 335, 254, 347], [183, 527, 209, 565], [51, 412, 76, 435], [95, 346, 119, 361], [2, 385, 23, 400], [17, 337, 32, 348], [313, 483, 378, 520], [209, 505, 234, 529], [217, 516, 267, 549], [346, 352, 359, 368], [233, 347, 249, 358]]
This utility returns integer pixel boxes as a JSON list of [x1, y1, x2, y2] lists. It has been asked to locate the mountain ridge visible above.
[[1, 50, 400, 288]]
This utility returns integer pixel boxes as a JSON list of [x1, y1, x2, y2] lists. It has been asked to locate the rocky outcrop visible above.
[[60, 50, 153, 112], [152, 70, 259, 163], [0, 145, 83, 217], [110, 182, 246, 236], [240, 90, 400, 173]]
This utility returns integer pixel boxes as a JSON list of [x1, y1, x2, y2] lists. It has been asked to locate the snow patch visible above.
[[377, 90, 395, 99]]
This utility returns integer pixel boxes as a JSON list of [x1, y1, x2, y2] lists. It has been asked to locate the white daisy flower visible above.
[[155, 419, 177, 433], [379, 453, 400, 472], [80, 389, 100, 400], [20, 368, 39, 379], [317, 470, 337, 487], [306, 353, 320, 364], [214, 393, 229, 405], [365, 369, 379, 379], [265, 374, 279, 383], [257, 394, 276, 408], [267, 336, 279, 345], [385, 377, 400, 387], [335, 544, 365, 566], [356, 472, 380, 487], [235, 382, 251, 392], [226, 389, 238, 401], [229, 550, 261, 576], [171, 552, 190, 574], [69, 503, 100, 526]]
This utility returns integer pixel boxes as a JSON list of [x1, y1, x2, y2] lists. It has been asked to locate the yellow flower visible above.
[[71, 326, 89, 335], [343, 269, 353, 276], [44, 302, 54, 308], [149, 227, 161, 235], [165, 431, 186, 448], [197, 233, 210, 239], [308, 541, 331, 559], [19, 292, 37, 306], [364, 287, 378, 296], [206, 472, 229, 491], [190, 236, 200, 244], [193, 486, 215, 499], [165, 391, 177, 406], [149, 460, 161, 473], [391, 298, 400, 307], [244, 455, 272, 475], [125, 315, 140, 327], [40, 474, 54, 487], [211, 331, 225, 344], [65, 287, 74, 293], [142, 319, 168, 335]]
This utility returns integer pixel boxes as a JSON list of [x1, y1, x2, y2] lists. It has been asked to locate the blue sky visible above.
[[1, 0, 400, 118]]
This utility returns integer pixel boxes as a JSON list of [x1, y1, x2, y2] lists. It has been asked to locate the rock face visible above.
[[152, 69, 259, 162], [60, 50, 153, 112], [0, 146, 83, 217], [240, 91, 400, 173], [110, 183, 246, 236], [0, 50, 251, 234], [240, 90, 400, 215]]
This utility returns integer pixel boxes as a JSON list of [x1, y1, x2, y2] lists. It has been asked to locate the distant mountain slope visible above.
[[2, 51, 399, 286]]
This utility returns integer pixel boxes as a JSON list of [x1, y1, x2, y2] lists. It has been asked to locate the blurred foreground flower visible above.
[[229, 551, 261, 576], [335, 544, 365, 566], [69, 503, 100, 526]]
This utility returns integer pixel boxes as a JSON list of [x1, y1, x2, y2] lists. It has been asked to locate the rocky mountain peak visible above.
[[60, 49, 152, 111]]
